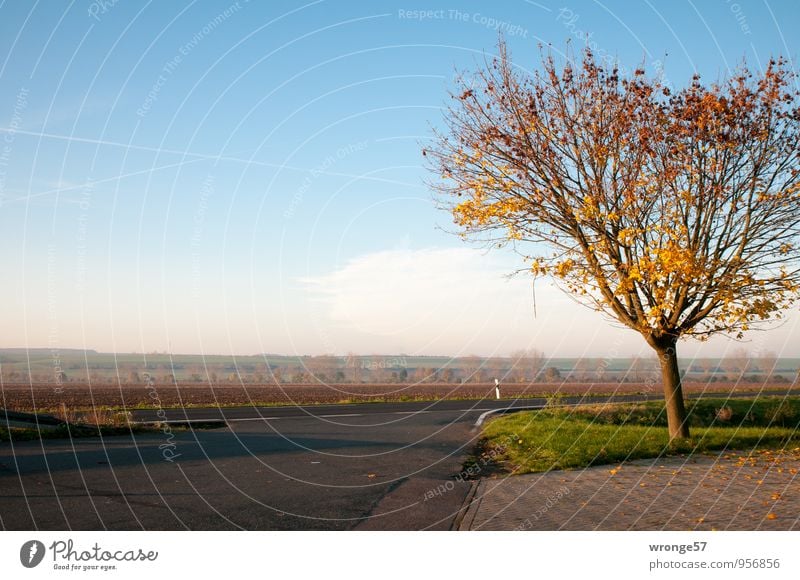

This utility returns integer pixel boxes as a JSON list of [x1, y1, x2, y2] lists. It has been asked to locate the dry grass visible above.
[[48, 405, 132, 427]]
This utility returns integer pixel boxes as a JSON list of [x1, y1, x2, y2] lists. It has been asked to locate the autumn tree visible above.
[[510, 348, 545, 382], [573, 357, 593, 381], [427, 43, 800, 439], [345, 352, 361, 383], [756, 349, 777, 379], [627, 356, 642, 382], [543, 366, 562, 383], [629, 354, 658, 382], [460, 355, 484, 383], [306, 355, 338, 383], [724, 347, 751, 380], [480, 357, 502, 385]]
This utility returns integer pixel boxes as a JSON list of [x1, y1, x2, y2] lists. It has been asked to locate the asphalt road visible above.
[[0, 391, 792, 530], [0, 397, 551, 530]]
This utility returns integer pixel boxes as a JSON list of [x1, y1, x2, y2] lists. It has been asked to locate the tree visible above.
[[460, 355, 484, 383], [594, 359, 609, 382], [412, 367, 429, 383], [724, 347, 750, 380], [486, 356, 506, 383], [756, 349, 778, 378], [629, 354, 658, 383], [510, 349, 545, 382], [187, 364, 204, 382], [543, 367, 562, 382], [628, 356, 643, 382], [306, 355, 338, 383], [427, 43, 800, 439], [304, 357, 324, 384], [573, 357, 593, 381], [345, 352, 361, 383]]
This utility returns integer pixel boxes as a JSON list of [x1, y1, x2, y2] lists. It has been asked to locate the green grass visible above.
[[476, 397, 800, 475]]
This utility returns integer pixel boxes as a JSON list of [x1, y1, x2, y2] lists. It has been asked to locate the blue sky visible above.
[[0, 0, 798, 358]]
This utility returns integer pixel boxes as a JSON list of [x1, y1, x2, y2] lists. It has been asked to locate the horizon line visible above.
[[2, 346, 798, 360]]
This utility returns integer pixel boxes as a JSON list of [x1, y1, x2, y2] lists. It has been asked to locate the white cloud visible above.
[[298, 247, 800, 358], [300, 247, 574, 355]]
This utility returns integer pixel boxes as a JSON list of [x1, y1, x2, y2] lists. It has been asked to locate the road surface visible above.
[[0, 391, 790, 530]]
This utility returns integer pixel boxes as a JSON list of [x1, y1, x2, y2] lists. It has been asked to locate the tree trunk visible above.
[[653, 340, 690, 440]]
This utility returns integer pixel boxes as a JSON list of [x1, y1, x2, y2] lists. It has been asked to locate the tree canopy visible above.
[[427, 43, 800, 438], [428, 44, 800, 350]]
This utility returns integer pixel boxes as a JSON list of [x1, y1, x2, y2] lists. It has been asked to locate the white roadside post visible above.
[[494, 378, 501, 400]]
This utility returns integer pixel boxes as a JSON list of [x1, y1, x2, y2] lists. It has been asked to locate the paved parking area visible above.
[[460, 449, 800, 530]]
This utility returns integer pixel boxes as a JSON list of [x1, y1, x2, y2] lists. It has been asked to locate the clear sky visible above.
[[0, 0, 798, 358]]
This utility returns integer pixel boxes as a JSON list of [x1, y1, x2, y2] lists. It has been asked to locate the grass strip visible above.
[[477, 397, 800, 474]]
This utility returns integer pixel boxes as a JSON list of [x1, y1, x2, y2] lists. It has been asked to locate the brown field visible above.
[[1, 381, 796, 413]]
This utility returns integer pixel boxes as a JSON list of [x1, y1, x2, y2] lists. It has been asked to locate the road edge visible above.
[[452, 479, 482, 531], [473, 405, 545, 428]]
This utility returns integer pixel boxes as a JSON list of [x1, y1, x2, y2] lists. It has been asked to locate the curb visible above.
[[473, 405, 545, 428], [451, 479, 480, 531]]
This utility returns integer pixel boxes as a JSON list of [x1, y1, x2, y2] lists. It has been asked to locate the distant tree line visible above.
[[1, 349, 796, 385]]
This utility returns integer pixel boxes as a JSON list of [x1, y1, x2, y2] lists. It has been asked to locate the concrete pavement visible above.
[[459, 449, 800, 530]]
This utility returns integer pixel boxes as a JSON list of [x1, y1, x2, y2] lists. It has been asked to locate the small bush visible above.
[[715, 405, 733, 422], [764, 401, 797, 427]]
